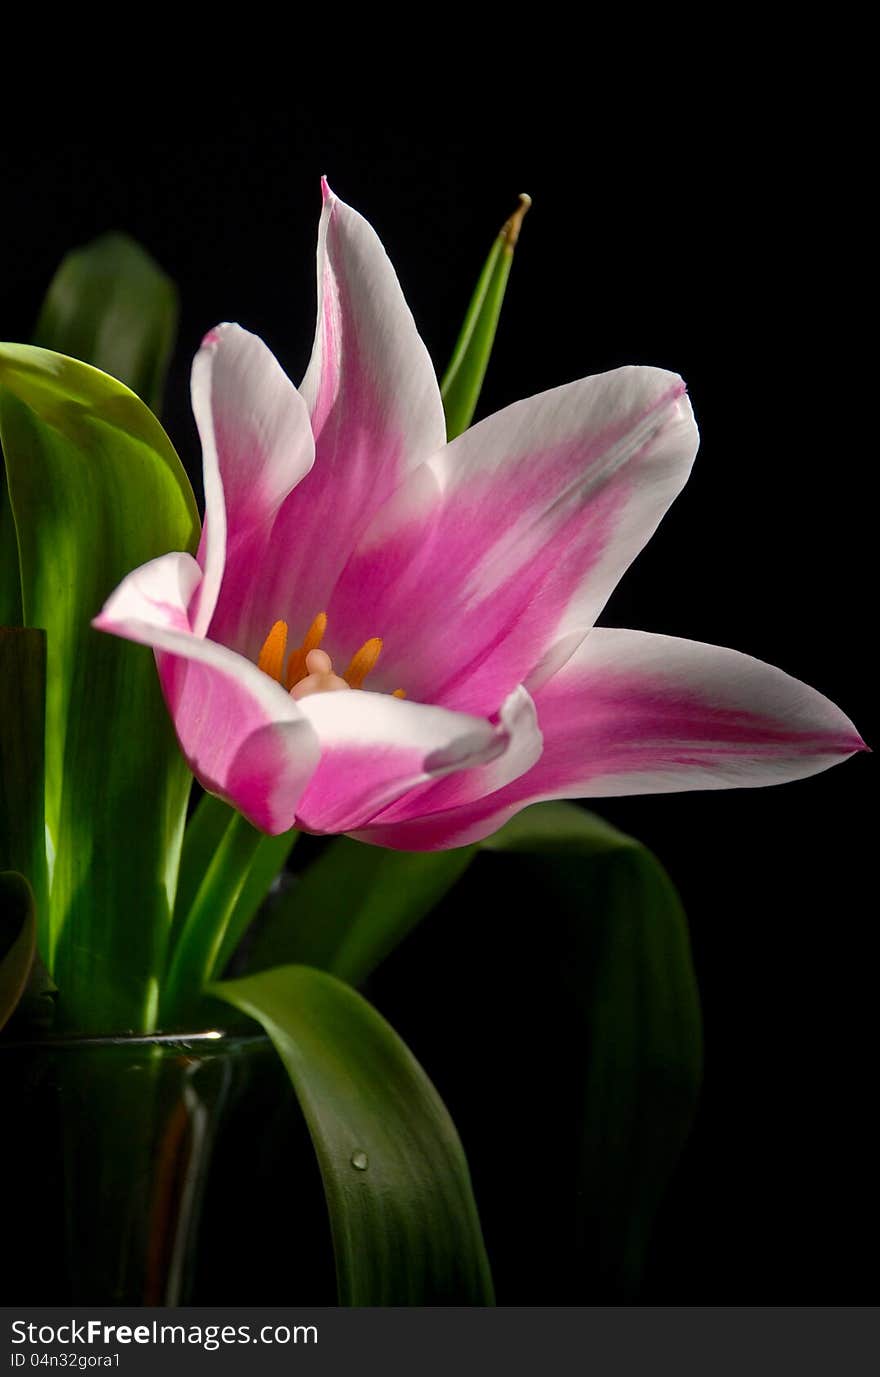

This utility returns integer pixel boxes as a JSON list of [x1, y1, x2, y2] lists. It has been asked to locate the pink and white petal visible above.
[[93, 552, 320, 834], [301, 180, 446, 464], [189, 323, 315, 638], [291, 689, 511, 836], [216, 180, 448, 659], [325, 367, 698, 717], [523, 628, 867, 797], [354, 629, 866, 851], [370, 685, 543, 826]]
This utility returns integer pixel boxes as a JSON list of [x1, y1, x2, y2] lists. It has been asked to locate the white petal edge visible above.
[[368, 685, 543, 826], [299, 178, 446, 464], [292, 686, 512, 834], [93, 552, 320, 831], [190, 323, 315, 637]]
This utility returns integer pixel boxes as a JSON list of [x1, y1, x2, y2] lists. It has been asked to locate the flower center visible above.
[[256, 614, 406, 700]]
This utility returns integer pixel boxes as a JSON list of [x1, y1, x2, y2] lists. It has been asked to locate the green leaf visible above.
[[483, 801, 702, 1297], [33, 233, 178, 415], [161, 802, 297, 1026], [172, 791, 297, 963], [0, 872, 37, 1032], [172, 793, 238, 951], [246, 836, 475, 986], [483, 797, 636, 858], [0, 629, 48, 939], [212, 965, 494, 1306], [249, 800, 700, 1297], [0, 343, 199, 1031], [211, 827, 297, 977], [440, 194, 530, 440]]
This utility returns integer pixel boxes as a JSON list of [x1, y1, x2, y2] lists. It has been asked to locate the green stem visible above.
[[170, 791, 238, 950], [212, 827, 298, 976], [160, 809, 264, 1027]]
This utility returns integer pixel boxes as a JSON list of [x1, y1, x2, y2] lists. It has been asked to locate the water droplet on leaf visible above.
[[350, 1149, 369, 1171]]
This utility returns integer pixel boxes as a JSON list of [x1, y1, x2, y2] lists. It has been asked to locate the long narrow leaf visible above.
[[0, 343, 198, 1031], [172, 793, 238, 950], [213, 965, 494, 1305], [172, 791, 298, 962], [211, 829, 297, 977], [33, 233, 178, 415], [161, 808, 292, 1026], [440, 194, 530, 440]]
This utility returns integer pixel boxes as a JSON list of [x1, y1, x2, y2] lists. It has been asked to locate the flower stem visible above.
[[159, 806, 294, 1027]]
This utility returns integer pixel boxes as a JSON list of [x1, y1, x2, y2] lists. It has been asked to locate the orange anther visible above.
[[285, 612, 328, 690], [257, 620, 288, 683], [344, 637, 383, 689], [260, 612, 402, 700]]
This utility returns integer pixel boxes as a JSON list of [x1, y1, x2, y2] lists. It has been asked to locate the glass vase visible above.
[[0, 1028, 334, 1305]]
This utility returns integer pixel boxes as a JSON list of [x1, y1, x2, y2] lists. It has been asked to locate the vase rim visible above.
[[0, 1028, 267, 1052]]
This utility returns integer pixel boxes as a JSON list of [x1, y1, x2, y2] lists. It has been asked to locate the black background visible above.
[[2, 72, 873, 1305]]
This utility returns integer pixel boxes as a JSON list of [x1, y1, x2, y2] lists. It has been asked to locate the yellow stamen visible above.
[[260, 611, 403, 698], [257, 620, 288, 683], [285, 611, 328, 690], [344, 636, 383, 689]]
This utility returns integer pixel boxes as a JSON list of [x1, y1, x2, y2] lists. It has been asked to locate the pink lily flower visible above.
[[94, 182, 865, 846]]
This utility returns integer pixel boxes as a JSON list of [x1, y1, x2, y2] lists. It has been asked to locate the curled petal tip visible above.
[[320, 175, 334, 205], [200, 323, 238, 352]]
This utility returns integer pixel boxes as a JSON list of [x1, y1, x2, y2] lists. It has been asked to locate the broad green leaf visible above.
[[250, 800, 701, 1297], [246, 836, 475, 986], [33, 233, 178, 415], [213, 965, 494, 1306], [0, 343, 199, 1031], [0, 629, 48, 939], [161, 804, 296, 1026], [0, 872, 36, 1032], [440, 194, 530, 440], [482, 801, 702, 1297]]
